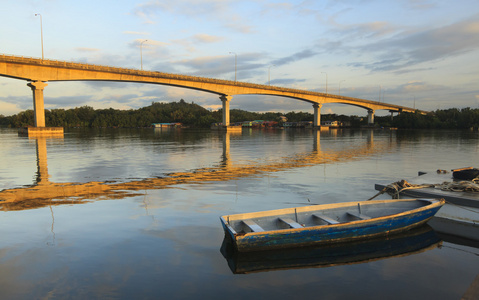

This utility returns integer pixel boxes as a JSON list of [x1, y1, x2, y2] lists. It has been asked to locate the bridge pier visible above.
[[28, 81, 48, 127], [367, 109, 375, 125], [21, 81, 63, 136], [389, 110, 398, 121], [220, 95, 232, 126], [313, 103, 322, 127]]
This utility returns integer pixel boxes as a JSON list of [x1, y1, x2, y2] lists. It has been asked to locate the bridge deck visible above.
[[0, 54, 424, 114]]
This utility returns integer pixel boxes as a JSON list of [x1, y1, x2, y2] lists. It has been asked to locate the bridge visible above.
[[0, 54, 423, 129]]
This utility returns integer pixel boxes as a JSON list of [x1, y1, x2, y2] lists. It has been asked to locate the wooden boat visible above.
[[220, 198, 445, 252]]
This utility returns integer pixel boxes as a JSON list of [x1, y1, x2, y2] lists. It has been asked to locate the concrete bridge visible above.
[[0, 54, 423, 129]]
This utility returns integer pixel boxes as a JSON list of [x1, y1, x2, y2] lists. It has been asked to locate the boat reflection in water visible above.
[[220, 225, 442, 274]]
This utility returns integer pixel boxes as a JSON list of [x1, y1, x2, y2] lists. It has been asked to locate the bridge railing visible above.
[[0, 53, 419, 112], [1, 53, 323, 95]]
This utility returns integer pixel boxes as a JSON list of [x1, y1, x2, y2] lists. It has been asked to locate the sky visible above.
[[1, 0, 478, 117]]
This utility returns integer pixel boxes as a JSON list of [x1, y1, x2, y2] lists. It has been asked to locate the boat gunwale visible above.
[[220, 198, 444, 237]]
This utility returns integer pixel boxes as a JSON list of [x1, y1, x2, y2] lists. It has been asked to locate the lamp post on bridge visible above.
[[268, 65, 275, 85], [35, 13, 44, 61], [339, 80, 345, 96], [321, 72, 328, 94], [229, 52, 237, 82], [140, 40, 148, 70]]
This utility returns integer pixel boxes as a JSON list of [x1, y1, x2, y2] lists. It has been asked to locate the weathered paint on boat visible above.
[[220, 199, 444, 252]]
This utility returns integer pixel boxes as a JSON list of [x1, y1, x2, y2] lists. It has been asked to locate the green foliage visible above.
[[285, 111, 313, 122], [2, 101, 479, 130], [1, 100, 222, 128], [8, 110, 35, 127], [378, 108, 479, 129]]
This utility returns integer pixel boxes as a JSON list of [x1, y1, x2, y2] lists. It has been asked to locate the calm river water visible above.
[[0, 127, 478, 299]]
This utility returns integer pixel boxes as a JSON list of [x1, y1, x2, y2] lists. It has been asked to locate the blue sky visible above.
[[1, 0, 478, 117]]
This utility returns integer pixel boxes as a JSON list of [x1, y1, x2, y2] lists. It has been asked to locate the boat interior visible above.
[[225, 200, 431, 234]]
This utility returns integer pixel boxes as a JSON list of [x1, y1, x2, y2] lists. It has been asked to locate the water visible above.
[[1, 127, 478, 299]]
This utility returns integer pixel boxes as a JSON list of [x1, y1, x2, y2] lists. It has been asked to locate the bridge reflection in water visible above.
[[0, 129, 387, 211]]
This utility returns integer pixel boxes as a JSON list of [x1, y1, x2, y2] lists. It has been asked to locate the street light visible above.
[[140, 40, 148, 70], [321, 72, 328, 94], [35, 13, 44, 60], [268, 65, 275, 85], [229, 52, 237, 82], [378, 85, 382, 103], [339, 80, 345, 95]]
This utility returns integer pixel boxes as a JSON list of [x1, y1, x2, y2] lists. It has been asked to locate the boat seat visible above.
[[313, 214, 340, 225], [242, 219, 265, 232], [279, 217, 303, 229], [347, 212, 372, 220]]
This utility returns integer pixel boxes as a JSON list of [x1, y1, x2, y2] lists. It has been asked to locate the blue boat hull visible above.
[[221, 199, 444, 252]]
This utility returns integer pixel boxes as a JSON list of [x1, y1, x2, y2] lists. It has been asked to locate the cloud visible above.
[[133, 0, 233, 23], [395, 81, 444, 93], [123, 31, 150, 36], [354, 14, 479, 72], [82, 81, 133, 89], [269, 78, 307, 86], [132, 0, 255, 34], [224, 23, 255, 34], [327, 17, 399, 41], [228, 95, 313, 113], [130, 39, 168, 48], [176, 55, 233, 76], [351, 21, 398, 39], [172, 52, 267, 78], [405, 0, 437, 10], [44, 95, 94, 107], [192, 34, 224, 43], [75, 48, 100, 52], [0, 95, 32, 111], [271, 49, 318, 66], [169, 34, 224, 54], [0, 99, 28, 115]]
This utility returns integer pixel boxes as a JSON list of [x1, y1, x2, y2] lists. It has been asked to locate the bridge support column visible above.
[[220, 95, 232, 126], [389, 110, 396, 121], [313, 103, 322, 127], [28, 81, 48, 127], [367, 109, 375, 125], [20, 81, 63, 136]]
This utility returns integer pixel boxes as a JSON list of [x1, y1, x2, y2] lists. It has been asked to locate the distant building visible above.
[[152, 123, 182, 128], [283, 121, 312, 128], [321, 120, 339, 127]]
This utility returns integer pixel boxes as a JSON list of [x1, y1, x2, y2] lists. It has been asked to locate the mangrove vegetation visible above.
[[1, 99, 479, 130]]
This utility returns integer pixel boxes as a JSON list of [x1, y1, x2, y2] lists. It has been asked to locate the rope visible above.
[[369, 179, 479, 216], [369, 180, 434, 200], [439, 179, 479, 192], [369, 179, 479, 201]]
